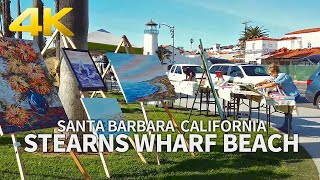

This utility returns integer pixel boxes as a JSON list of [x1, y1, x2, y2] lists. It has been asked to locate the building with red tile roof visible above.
[[245, 27, 320, 64]]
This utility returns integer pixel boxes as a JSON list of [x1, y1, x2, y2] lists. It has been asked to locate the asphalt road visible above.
[[296, 84, 318, 109]]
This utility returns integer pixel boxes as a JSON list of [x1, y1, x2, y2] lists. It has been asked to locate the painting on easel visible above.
[[61, 48, 106, 91], [107, 53, 177, 103], [81, 98, 130, 138], [0, 38, 68, 135]]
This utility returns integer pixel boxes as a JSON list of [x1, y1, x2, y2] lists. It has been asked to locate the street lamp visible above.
[[190, 38, 194, 50], [159, 23, 175, 62]]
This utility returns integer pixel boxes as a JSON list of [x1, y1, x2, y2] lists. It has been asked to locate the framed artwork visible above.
[[0, 38, 68, 135], [81, 98, 130, 138], [61, 48, 106, 91], [107, 53, 177, 103]]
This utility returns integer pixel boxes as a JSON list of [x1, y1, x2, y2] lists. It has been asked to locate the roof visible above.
[[146, 20, 158, 26], [247, 37, 299, 42], [267, 47, 320, 59], [246, 37, 278, 41], [88, 29, 122, 46], [285, 27, 320, 35]]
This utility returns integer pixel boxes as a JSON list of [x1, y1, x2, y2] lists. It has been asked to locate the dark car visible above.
[[306, 67, 320, 109], [207, 57, 231, 65]]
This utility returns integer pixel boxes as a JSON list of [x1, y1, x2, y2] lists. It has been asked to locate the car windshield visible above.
[[242, 66, 269, 76], [184, 66, 204, 73]]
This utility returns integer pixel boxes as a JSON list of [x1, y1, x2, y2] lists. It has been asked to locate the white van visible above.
[[168, 64, 204, 82], [209, 63, 272, 85]]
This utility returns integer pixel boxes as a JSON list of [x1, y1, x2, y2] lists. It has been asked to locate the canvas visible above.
[[0, 38, 68, 135], [81, 98, 130, 138], [61, 48, 106, 91], [107, 53, 177, 103]]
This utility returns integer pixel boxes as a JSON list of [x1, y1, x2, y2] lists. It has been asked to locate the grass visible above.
[[88, 42, 143, 54], [0, 92, 318, 179]]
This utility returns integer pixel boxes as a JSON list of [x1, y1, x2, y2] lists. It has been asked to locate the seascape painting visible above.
[[61, 48, 106, 91], [107, 53, 177, 103], [0, 38, 68, 135], [81, 98, 130, 138]]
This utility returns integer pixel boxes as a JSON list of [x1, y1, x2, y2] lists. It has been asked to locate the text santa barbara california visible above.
[[57, 119, 268, 133]]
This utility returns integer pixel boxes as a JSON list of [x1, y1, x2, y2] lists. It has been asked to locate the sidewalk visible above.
[[173, 97, 320, 176]]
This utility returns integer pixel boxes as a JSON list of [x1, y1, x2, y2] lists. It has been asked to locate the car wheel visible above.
[[316, 95, 320, 109]]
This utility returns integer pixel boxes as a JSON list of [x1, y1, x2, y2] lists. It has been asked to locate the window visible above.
[[210, 65, 221, 74], [175, 66, 182, 74], [220, 66, 229, 75], [229, 66, 243, 77], [170, 66, 176, 73], [252, 43, 255, 50], [308, 42, 312, 48], [183, 66, 204, 74], [242, 66, 269, 76]]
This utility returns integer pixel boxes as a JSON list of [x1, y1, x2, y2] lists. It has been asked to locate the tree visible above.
[[2, 0, 14, 37], [55, 0, 60, 57], [16, 0, 21, 38], [156, 46, 172, 64], [239, 26, 268, 49], [58, 0, 88, 120], [33, 0, 44, 50]]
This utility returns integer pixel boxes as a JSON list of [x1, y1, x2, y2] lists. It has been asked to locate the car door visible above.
[[220, 65, 231, 82], [174, 66, 185, 81], [209, 65, 221, 80], [229, 66, 244, 83], [168, 65, 176, 81]]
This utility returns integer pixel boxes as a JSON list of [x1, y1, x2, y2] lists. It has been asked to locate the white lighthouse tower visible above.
[[143, 20, 159, 55]]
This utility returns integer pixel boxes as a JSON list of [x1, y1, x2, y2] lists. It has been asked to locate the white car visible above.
[[208, 63, 272, 85], [168, 64, 204, 82]]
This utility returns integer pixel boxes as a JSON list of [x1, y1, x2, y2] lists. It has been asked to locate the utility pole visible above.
[[242, 21, 251, 33]]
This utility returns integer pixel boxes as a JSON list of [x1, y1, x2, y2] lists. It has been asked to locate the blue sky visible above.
[[11, 0, 320, 50]]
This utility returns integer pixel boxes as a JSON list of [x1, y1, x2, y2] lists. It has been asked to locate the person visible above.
[[183, 67, 196, 81], [255, 63, 300, 133]]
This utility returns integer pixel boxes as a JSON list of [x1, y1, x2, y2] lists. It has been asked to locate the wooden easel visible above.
[[81, 94, 148, 178], [91, 35, 134, 97], [108, 36, 196, 164], [0, 128, 26, 180], [47, 32, 147, 178], [42, 29, 91, 180]]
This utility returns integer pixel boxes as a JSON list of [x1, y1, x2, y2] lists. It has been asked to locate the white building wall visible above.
[[143, 33, 158, 55], [285, 32, 320, 48], [245, 40, 277, 64]]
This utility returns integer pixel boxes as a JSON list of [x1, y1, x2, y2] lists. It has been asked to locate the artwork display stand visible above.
[[81, 93, 148, 178], [91, 35, 134, 98], [11, 134, 26, 180], [42, 29, 91, 180]]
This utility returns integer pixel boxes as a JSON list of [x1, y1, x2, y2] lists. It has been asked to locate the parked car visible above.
[[168, 64, 204, 82], [306, 67, 320, 109], [208, 63, 272, 85], [207, 57, 231, 65]]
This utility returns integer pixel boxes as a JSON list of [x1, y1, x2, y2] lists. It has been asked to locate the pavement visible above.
[[173, 88, 320, 177]]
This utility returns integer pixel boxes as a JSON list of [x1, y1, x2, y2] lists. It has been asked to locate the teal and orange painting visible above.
[[107, 53, 176, 103], [81, 98, 130, 138]]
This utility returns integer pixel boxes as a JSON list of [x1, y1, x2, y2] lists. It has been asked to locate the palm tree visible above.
[[58, 0, 88, 121], [33, 0, 44, 50], [156, 46, 172, 64], [2, 0, 14, 37], [16, 0, 21, 38], [55, 0, 60, 57], [239, 26, 268, 49]]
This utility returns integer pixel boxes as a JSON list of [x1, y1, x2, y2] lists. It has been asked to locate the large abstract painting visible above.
[[81, 98, 130, 138], [61, 48, 106, 91], [0, 38, 68, 135], [107, 53, 177, 103]]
